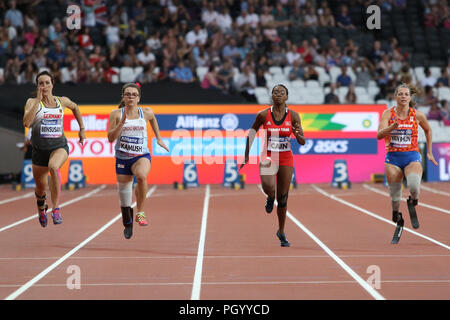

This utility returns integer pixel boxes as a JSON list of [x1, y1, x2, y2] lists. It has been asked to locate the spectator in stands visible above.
[[33, 48, 47, 69], [304, 64, 319, 81], [172, 59, 195, 83], [256, 67, 267, 87], [260, 6, 275, 27], [314, 48, 327, 69], [422, 85, 439, 107], [137, 64, 157, 84], [78, 27, 94, 52], [336, 66, 352, 87], [344, 84, 357, 104], [236, 65, 257, 102], [273, 2, 291, 28], [286, 43, 302, 66], [217, 7, 233, 34], [298, 39, 314, 65], [201, 65, 225, 91], [319, 7, 335, 27], [185, 23, 208, 46], [440, 100, 450, 124], [105, 18, 120, 46], [436, 67, 449, 87], [47, 41, 66, 67], [48, 61, 61, 83], [324, 83, 340, 104], [222, 37, 241, 67], [138, 44, 156, 67], [304, 7, 319, 30], [289, 59, 305, 81], [129, 0, 146, 29], [267, 43, 285, 67], [123, 20, 145, 52], [353, 58, 375, 88], [263, 21, 280, 43], [102, 61, 118, 83], [5, 0, 23, 29], [336, 4, 355, 30], [217, 58, 235, 93], [107, 44, 122, 67], [202, 2, 219, 28], [427, 101, 443, 121], [123, 45, 140, 67], [421, 67, 437, 88]]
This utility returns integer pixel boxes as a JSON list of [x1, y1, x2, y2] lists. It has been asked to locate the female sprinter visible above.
[[23, 71, 86, 227], [107, 83, 169, 239], [377, 83, 438, 241], [240, 84, 306, 247]]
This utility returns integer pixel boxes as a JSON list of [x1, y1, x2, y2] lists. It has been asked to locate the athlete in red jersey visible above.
[[377, 83, 437, 242], [241, 84, 306, 247]]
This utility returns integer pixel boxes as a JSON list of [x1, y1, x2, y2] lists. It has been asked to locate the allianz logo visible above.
[[299, 139, 349, 154], [175, 114, 239, 130]]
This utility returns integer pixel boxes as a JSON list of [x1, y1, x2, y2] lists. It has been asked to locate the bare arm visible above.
[[23, 98, 41, 128], [416, 110, 438, 166], [60, 96, 86, 145], [291, 110, 306, 145], [144, 107, 169, 152], [107, 109, 126, 143], [240, 110, 266, 170], [377, 108, 398, 140]]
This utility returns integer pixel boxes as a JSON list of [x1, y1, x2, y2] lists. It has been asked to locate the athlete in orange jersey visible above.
[[377, 83, 437, 241], [241, 84, 306, 247]]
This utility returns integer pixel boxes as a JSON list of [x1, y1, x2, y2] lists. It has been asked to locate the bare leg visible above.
[[47, 148, 68, 209], [131, 157, 151, 213], [275, 166, 293, 234]]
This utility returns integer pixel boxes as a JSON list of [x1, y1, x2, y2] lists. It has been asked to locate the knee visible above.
[[406, 173, 421, 196], [135, 173, 147, 184], [48, 163, 59, 175], [388, 182, 402, 202], [277, 193, 289, 208]]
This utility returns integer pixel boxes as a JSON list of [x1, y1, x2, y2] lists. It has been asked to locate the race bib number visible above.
[[268, 136, 291, 152], [390, 129, 412, 148], [118, 136, 144, 155], [40, 119, 62, 138]]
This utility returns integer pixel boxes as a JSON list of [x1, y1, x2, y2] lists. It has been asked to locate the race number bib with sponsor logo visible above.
[[118, 136, 144, 155], [40, 118, 63, 138], [268, 136, 291, 152], [390, 129, 412, 148]]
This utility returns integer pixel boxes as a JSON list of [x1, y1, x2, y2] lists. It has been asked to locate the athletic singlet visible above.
[[262, 106, 293, 154], [115, 107, 150, 160], [386, 106, 419, 153], [30, 97, 67, 150]]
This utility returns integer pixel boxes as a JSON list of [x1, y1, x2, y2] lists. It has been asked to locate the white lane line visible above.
[[1, 254, 449, 260], [313, 185, 450, 250], [258, 185, 385, 300], [363, 184, 450, 215], [0, 185, 107, 233], [3, 186, 157, 300], [191, 184, 211, 301], [421, 185, 450, 197], [0, 192, 34, 205], [2, 279, 449, 288]]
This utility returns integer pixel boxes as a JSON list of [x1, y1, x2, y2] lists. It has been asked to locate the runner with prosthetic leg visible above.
[[377, 83, 438, 244]]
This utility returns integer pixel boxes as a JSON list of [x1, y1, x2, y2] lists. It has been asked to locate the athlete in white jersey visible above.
[[108, 83, 169, 239], [23, 71, 86, 228]]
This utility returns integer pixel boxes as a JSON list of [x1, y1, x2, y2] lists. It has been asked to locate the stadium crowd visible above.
[[0, 0, 449, 123]]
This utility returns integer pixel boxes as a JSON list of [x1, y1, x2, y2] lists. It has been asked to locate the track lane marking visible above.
[[258, 185, 385, 300], [313, 185, 449, 250], [0, 185, 107, 233], [3, 186, 157, 300]]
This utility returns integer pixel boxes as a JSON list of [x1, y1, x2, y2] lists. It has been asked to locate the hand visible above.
[[427, 152, 438, 166], [389, 117, 399, 130], [78, 128, 86, 145], [36, 87, 43, 101], [157, 138, 169, 152], [120, 106, 128, 124], [239, 155, 249, 171], [293, 122, 302, 137]]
